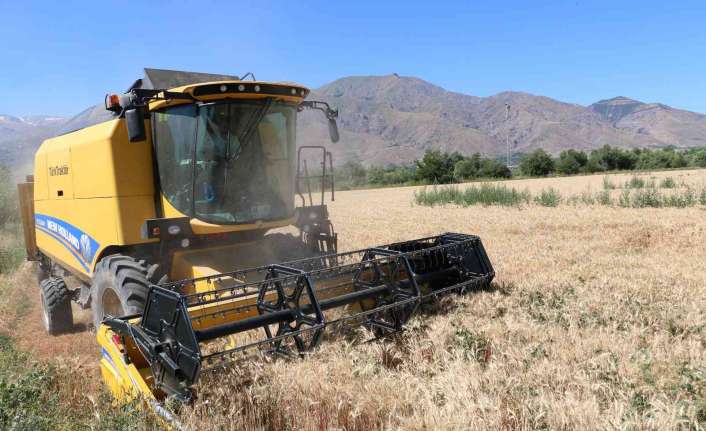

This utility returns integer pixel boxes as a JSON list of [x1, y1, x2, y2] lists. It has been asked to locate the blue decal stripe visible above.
[[101, 347, 121, 377], [36, 224, 91, 271], [34, 214, 100, 273]]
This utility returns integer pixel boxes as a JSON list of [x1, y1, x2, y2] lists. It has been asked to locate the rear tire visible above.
[[39, 276, 73, 335], [90, 255, 161, 330]]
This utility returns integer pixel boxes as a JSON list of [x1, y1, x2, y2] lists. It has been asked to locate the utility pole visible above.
[[505, 103, 511, 167]]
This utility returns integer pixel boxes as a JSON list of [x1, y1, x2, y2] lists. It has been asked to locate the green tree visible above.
[[636, 148, 673, 170], [519, 149, 555, 177], [689, 149, 706, 167], [555, 149, 588, 175], [383, 166, 415, 184], [669, 151, 687, 168], [366, 166, 385, 184], [337, 161, 368, 187], [477, 159, 511, 178], [453, 153, 481, 181], [588, 145, 637, 171], [415, 150, 463, 184]]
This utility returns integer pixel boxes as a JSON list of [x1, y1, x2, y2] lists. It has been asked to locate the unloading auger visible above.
[[99, 233, 493, 403]]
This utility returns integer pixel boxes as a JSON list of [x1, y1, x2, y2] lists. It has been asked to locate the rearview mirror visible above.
[[125, 108, 146, 142], [298, 100, 340, 144], [328, 119, 340, 143]]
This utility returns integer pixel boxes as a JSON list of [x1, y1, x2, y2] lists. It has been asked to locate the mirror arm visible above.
[[105, 89, 195, 117], [298, 101, 339, 120]]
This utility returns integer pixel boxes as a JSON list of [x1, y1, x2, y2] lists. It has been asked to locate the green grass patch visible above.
[[533, 188, 562, 207], [0, 333, 156, 430], [660, 177, 677, 188], [447, 326, 492, 366], [0, 224, 25, 275], [414, 184, 531, 207], [624, 176, 655, 189], [597, 190, 613, 206], [613, 188, 701, 208]]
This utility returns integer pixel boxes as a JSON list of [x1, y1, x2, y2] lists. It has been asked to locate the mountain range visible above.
[[3, 74, 706, 171], [298, 75, 706, 165]]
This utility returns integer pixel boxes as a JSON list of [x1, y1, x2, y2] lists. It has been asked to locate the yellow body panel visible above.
[[170, 242, 279, 284], [33, 119, 157, 277], [97, 324, 154, 402], [33, 150, 49, 200]]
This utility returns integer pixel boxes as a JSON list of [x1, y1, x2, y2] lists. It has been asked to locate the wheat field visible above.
[[179, 170, 706, 430], [2, 169, 705, 430]]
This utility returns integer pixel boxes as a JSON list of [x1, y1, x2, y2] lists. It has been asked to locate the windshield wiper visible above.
[[226, 97, 273, 163]]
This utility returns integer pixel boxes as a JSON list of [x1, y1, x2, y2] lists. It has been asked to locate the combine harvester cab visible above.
[[99, 232, 494, 405]]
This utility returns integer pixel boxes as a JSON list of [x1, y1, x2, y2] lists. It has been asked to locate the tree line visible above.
[[336, 150, 511, 188], [520, 145, 706, 176], [335, 145, 706, 188]]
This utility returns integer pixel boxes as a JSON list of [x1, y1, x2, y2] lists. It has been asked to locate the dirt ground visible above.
[[0, 263, 99, 373], [3, 169, 706, 430]]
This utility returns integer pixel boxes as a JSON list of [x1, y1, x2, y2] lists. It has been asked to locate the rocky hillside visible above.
[[4, 74, 706, 169], [589, 96, 706, 148], [299, 75, 706, 165]]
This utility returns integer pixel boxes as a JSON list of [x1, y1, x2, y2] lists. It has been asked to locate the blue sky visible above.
[[1, 0, 705, 117]]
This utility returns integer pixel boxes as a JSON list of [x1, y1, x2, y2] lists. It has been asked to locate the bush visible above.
[[663, 188, 695, 207], [603, 177, 616, 190], [625, 176, 653, 189], [597, 190, 613, 206], [534, 188, 562, 207], [519, 149, 555, 177], [629, 189, 660, 208]]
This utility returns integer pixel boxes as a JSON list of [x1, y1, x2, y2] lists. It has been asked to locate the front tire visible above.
[[90, 255, 160, 330], [39, 276, 73, 335]]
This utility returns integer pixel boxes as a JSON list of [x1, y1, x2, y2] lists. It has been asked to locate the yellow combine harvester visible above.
[[18, 69, 494, 414]]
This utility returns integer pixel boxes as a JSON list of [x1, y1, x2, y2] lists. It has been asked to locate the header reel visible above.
[[103, 233, 494, 403]]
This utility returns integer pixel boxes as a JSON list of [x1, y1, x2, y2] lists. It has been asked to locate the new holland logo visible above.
[[80, 234, 92, 263]]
